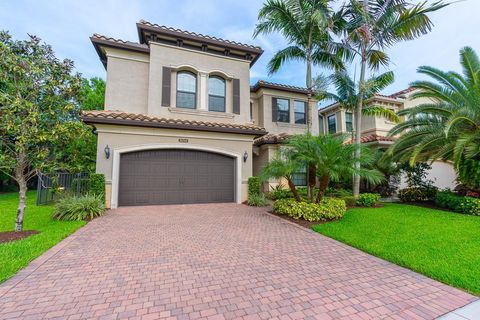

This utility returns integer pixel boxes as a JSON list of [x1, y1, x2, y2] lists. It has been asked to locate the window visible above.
[[292, 166, 307, 186], [276, 98, 290, 123], [294, 101, 306, 124], [328, 115, 336, 134], [176, 71, 196, 109], [346, 112, 353, 132], [208, 76, 225, 112]]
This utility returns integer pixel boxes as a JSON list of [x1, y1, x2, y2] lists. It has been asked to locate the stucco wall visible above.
[[95, 124, 255, 207], [399, 161, 457, 190]]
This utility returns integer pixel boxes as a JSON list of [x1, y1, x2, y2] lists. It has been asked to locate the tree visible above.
[[82, 77, 105, 110], [0, 31, 84, 231], [315, 70, 400, 123], [286, 133, 383, 202], [339, 0, 447, 196], [388, 47, 480, 190]]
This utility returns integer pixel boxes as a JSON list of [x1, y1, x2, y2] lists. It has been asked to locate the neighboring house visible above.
[[318, 88, 457, 189], [82, 20, 316, 208]]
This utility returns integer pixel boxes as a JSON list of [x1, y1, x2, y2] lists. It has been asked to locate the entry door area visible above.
[[118, 149, 235, 206]]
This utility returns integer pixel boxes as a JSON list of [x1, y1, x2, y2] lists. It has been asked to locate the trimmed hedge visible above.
[[398, 186, 437, 202], [273, 198, 346, 222], [356, 193, 381, 207], [248, 176, 261, 197], [435, 190, 480, 216], [89, 173, 105, 200]]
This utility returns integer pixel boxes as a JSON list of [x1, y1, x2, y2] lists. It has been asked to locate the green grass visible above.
[[0, 191, 85, 283], [313, 203, 480, 295]]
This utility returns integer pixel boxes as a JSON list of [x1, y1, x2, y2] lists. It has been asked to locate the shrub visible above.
[[89, 173, 105, 200], [326, 188, 352, 197], [247, 193, 268, 207], [272, 198, 346, 222], [435, 190, 461, 210], [248, 176, 261, 197], [53, 194, 106, 221], [340, 196, 357, 207], [398, 186, 437, 202], [267, 187, 292, 200], [356, 193, 381, 207], [458, 197, 480, 216]]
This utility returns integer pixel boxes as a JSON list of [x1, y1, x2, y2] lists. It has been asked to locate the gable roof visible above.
[[91, 34, 150, 68]]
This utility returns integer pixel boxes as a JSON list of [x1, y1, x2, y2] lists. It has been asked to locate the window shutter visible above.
[[272, 97, 278, 122], [161, 67, 171, 107], [232, 78, 240, 114], [305, 101, 309, 125]]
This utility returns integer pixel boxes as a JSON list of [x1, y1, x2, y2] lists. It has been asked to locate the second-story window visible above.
[[294, 101, 306, 124], [208, 76, 226, 112], [176, 71, 197, 109], [328, 115, 336, 134], [276, 98, 290, 123], [346, 112, 353, 132]]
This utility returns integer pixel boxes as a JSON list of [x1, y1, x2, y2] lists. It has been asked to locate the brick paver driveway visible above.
[[0, 204, 475, 320]]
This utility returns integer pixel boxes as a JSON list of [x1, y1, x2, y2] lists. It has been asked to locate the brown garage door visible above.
[[118, 149, 235, 206]]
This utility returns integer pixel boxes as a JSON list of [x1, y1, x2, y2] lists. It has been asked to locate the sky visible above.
[[1, 0, 479, 95]]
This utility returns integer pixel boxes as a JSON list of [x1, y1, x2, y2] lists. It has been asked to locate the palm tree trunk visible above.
[[287, 178, 302, 202], [315, 175, 330, 203], [353, 51, 367, 197], [14, 152, 28, 232]]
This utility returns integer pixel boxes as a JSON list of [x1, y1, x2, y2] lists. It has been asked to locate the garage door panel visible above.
[[118, 149, 235, 206]]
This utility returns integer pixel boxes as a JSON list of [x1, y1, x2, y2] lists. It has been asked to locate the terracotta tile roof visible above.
[[389, 87, 417, 98], [91, 33, 149, 50], [346, 134, 395, 144], [251, 81, 311, 95], [82, 111, 267, 137], [254, 132, 291, 146], [138, 20, 262, 51], [91, 34, 150, 68]]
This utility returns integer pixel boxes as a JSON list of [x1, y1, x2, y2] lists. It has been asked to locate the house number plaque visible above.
[[178, 138, 189, 143]]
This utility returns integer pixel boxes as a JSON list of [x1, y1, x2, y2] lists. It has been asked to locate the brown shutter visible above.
[[232, 78, 240, 114], [161, 67, 171, 107], [272, 97, 278, 122]]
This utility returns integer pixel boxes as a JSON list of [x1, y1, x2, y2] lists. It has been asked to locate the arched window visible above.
[[208, 76, 226, 112], [176, 71, 196, 109]]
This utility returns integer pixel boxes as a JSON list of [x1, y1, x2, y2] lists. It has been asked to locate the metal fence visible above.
[[36, 172, 90, 205]]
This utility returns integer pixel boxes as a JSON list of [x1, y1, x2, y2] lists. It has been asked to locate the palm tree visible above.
[[285, 133, 383, 202], [315, 70, 400, 124], [388, 47, 480, 190], [260, 150, 303, 202], [254, 0, 348, 129], [339, 0, 448, 196]]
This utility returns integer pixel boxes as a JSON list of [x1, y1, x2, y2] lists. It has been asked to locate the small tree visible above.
[[0, 31, 83, 231], [82, 77, 105, 111]]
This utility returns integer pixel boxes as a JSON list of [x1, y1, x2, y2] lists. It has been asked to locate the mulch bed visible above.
[[0, 230, 40, 244]]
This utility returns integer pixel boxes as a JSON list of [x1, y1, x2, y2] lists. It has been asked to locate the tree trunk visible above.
[[14, 160, 28, 232], [287, 178, 302, 202], [315, 175, 330, 203], [353, 52, 367, 197]]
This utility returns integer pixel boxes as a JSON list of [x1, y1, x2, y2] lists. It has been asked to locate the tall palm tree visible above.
[[388, 46, 480, 190], [339, 0, 448, 196], [285, 133, 383, 202], [315, 70, 400, 123], [254, 0, 348, 129]]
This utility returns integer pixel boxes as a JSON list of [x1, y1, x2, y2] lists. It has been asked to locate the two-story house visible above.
[[318, 88, 457, 189], [83, 20, 316, 208]]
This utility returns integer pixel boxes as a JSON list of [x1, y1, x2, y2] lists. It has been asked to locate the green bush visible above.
[[398, 186, 437, 202], [272, 198, 346, 222], [267, 187, 292, 200], [458, 197, 480, 216], [53, 194, 106, 221], [326, 188, 352, 197], [89, 173, 105, 200], [340, 196, 357, 207], [248, 176, 261, 197], [247, 193, 268, 207], [356, 193, 381, 207]]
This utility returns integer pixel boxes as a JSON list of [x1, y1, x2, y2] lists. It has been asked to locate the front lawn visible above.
[[313, 203, 480, 295], [0, 191, 85, 283]]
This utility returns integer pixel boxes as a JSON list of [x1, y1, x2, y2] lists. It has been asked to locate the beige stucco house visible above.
[[83, 20, 316, 208], [318, 88, 457, 189]]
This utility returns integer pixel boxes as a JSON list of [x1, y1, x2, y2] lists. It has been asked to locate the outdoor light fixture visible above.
[[104, 145, 111, 159], [243, 151, 248, 162]]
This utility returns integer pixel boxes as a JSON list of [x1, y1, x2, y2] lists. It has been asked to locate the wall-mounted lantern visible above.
[[104, 145, 111, 159], [243, 151, 248, 163]]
